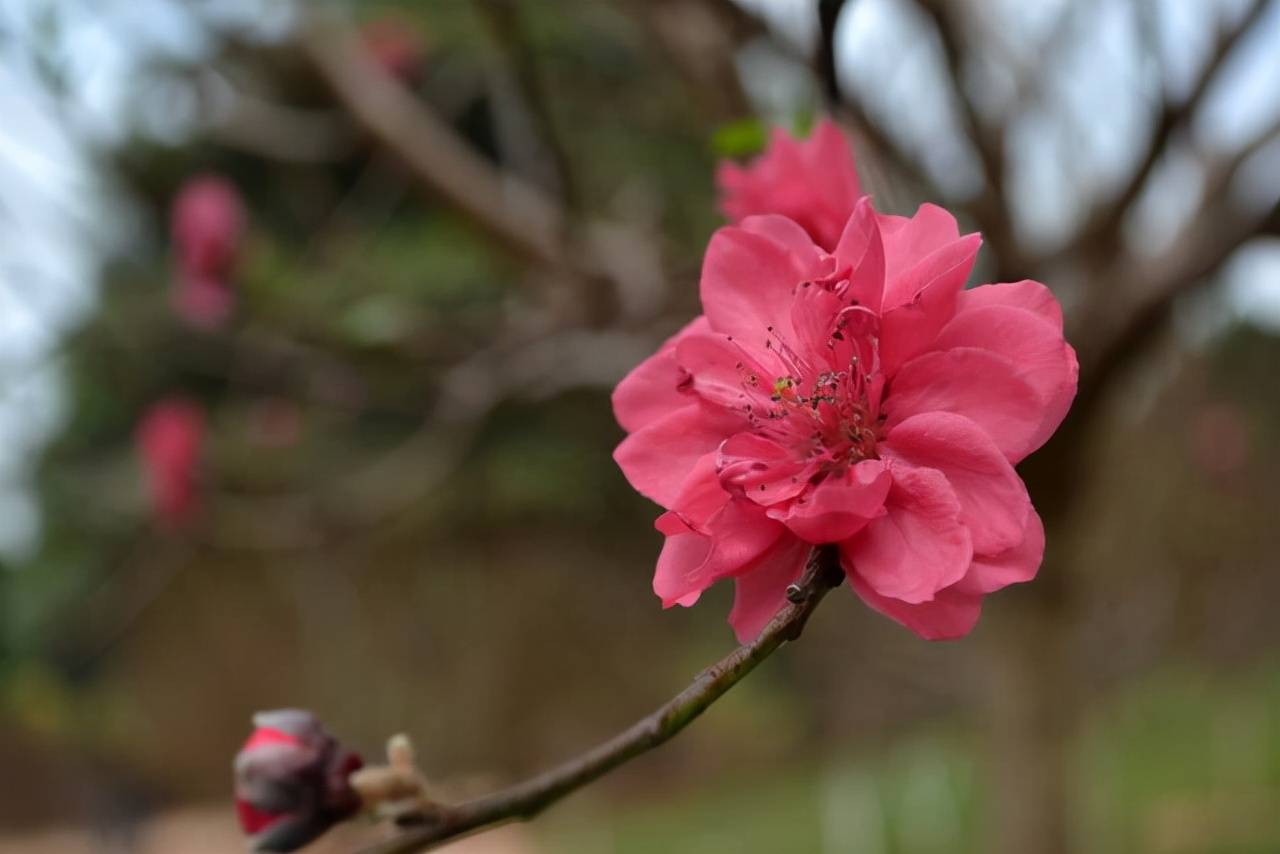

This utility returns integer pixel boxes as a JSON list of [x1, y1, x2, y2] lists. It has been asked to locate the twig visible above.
[[1060, 0, 1274, 263], [299, 15, 567, 269], [815, 0, 849, 104], [360, 546, 845, 854], [474, 0, 579, 207]]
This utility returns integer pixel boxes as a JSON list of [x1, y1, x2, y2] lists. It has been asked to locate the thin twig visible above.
[[299, 15, 567, 269], [1058, 0, 1274, 264], [360, 546, 845, 854]]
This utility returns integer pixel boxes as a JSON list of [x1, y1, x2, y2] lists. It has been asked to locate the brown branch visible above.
[[816, 0, 849, 104], [1062, 0, 1274, 261], [912, 0, 1021, 276], [298, 15, 567, 269], [473, 0, 579, 208], [360, 546, 845, 854]]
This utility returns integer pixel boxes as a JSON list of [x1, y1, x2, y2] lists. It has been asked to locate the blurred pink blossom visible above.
[[136, 398, 205, 526], [716, 119, 863, 252], [170, 175, 245, 329], [613, 199, 1077, 641]]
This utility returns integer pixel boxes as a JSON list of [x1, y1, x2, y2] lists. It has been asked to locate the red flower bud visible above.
[[171, 175, 245, 283], [233, 710, 364, 852], [136, 398, 205, 526]]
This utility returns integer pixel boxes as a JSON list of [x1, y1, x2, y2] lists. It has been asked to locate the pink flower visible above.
[[136, 398, 205, 525], [234, 710, 363, 852], [170, 175, 245, 329], [613, 204, 1077, 641], [717, 119, 863, 252]]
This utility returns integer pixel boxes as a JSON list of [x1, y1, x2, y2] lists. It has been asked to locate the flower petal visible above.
[[667, 452, 731, 530], [958, 279, 1063, 331], [717, 432, 817, 505], [653, 521, 712, 607], [878, 204, 962, 301], [884, 347, 1043, 463], [847, 573, 984, 640], [674, 331, 771, 414], [700, 223, 816, 345], [614, 404, 742, 508], [880, 412, 1031, 555], [652, 499, 786, 607], [878, 233, 982, 374], [956, 508, 1045, 595], [612, 316, 709, 432], [842, 465, 973, 604], [768, 459, 890, 543], [833, 197, 886, 310], [728, 536, 811, 642], [931, 304, 1078, 457]]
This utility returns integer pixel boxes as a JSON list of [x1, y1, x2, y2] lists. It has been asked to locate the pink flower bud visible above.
[[234, 710, 364, 853], [171, 175, 245, 282], [136, 398, 205, 526]]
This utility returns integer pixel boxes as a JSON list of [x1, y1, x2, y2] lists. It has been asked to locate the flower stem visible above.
[[361, 545, 843, 854]]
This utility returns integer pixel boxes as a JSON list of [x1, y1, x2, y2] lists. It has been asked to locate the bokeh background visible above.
[[1, 1, 1279, 852]]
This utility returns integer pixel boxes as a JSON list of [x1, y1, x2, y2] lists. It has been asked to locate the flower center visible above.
[[736, 307, 884, 473]]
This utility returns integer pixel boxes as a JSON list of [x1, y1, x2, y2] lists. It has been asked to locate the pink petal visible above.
[[847, 573, 984, 640], [958, 279, 1063, 331], [667, 453, 731, 531], [878, 234, 982, 374], [653, 523, 713, 607], [884, 347, 1043, 463], [956, 508, 1045, 595], [612, 316, 710, 432], [768, 459, 891, 543], [717, 432, 816, 505], [808, 119, 863, 207], [878, 204, 962, 295], [728, 536, 811, 642], [931, 304, 1078, 457], [674, 331, 771, 414], [614, 404, 742, 508], [738, 214, 821, 262], [832, 197, 886, 310], [654, 500, 788, 611], [880, 412, 1031, 555], [842, 465, 973, 604], [699, 223, 817, 346]]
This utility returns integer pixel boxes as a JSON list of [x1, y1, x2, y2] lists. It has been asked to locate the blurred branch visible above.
[[199, 70, 359, 163], [200, 324, 663, 552], [361, 546, 844, 854], [912, 0, 1019, 274], [815, 0, 848, 104], [624, 0, 754, 123], [299, 16, 568, 269], [1062, 0, 1275, 262], [473, 0, 579, 207], [1072, 105, 1280, 408]]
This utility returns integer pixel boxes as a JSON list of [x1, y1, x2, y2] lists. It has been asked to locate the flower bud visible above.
[[171, 175, 245, 282], [136, 398, 205, 526], [233, 710, 363, 852]]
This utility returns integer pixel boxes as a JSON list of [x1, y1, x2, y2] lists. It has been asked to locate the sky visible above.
[[0, 0, 1277, 558]]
